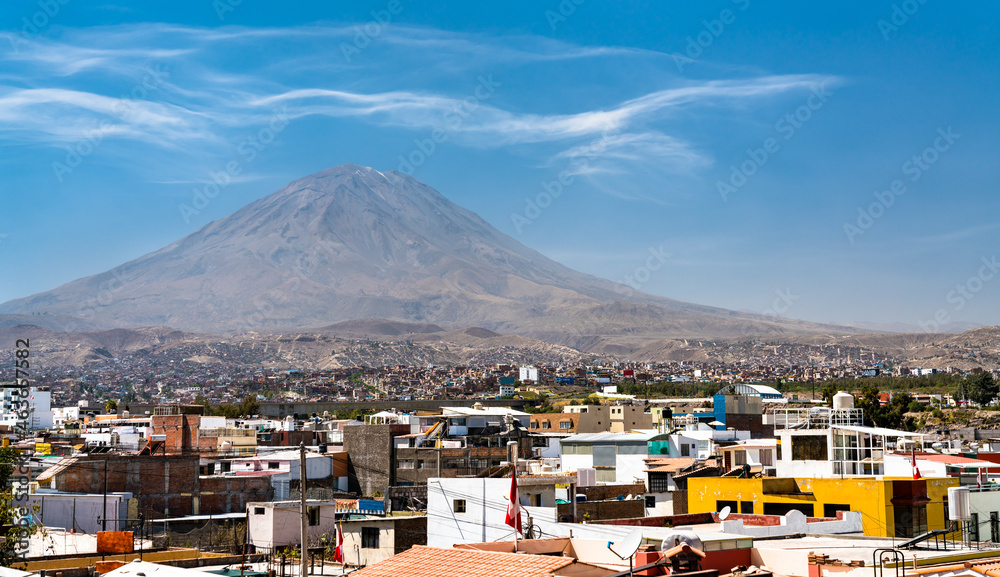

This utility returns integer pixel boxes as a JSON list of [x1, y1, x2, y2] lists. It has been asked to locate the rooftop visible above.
[[349, 545, 580, 577]]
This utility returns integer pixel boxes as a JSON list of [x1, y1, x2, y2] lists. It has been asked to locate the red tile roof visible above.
[[350, 545, 577, 577]]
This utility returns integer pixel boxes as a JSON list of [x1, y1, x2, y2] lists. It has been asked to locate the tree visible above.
[[1, 445, 39, 567], [963, 372, 999, 407], [105, 400, 118, 414], [855, 385, 915, 431], [821, 384, 838, 404]]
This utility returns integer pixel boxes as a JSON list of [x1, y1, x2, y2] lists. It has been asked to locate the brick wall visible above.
[[392, 516, 427, 553], [578, 482, 646, 501], [594, 512, 715, 526], [557, 499, 644, 521], [53, 455, 270, 517]]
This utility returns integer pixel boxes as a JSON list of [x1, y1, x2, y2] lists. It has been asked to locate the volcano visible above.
[[0, 164, 848, 345]]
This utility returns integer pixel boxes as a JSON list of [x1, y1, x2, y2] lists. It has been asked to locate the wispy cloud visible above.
[[0, 22, 838, 187]]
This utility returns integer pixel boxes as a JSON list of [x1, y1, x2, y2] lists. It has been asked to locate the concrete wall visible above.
[[721, 510, 864, 536], [344, 424, 405, 496]]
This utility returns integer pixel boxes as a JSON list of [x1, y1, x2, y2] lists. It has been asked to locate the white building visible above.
[[499, 385, 516, 397], [519, 366, 539, 382], [223, 449, 349, 500], [560, 432, 665, 484], [1, 387, 53, 430], [53, 406, 80, 427], [247, 500, 345, 551], [425, 474, 578, 548]]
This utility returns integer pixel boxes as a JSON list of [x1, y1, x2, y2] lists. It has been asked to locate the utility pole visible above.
[[300, 443, 308, 577], [102, 459, 108, 531]]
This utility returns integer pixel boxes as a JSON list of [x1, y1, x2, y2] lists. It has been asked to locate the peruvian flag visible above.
[[979, 467, 985, 489], [912, 451, 922, 480], [333, 524, 344, 564], [505, 466, 522, 534]]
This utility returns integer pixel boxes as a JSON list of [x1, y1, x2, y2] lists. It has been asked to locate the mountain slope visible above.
[[0, 164, 854, 342]]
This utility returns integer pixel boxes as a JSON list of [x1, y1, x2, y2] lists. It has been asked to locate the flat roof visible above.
[[833, 424, 926, 437]]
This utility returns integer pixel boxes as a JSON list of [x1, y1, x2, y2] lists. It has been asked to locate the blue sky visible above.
[[1, 1, 998, 331]]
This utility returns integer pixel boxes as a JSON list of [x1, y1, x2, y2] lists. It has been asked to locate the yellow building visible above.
[[687, 476, 958, 537]]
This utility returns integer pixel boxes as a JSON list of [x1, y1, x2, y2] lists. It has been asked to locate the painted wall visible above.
[[687, 477, 958, 537]]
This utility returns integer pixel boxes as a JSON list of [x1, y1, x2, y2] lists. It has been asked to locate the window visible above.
[[530, 421, 538, 429], [398, 459, 415, 469], [733, 451, 746, 466], [645, 496, 656, 508], [541, 421, 551, 429], [560, 421, 572, 430], [268, 462, 280, 469], [219, 462, 232, 473], [681, 444, 690, 457], [792, 435, 828, 461], [764, 502, 814, 517], [824, 504, 850, 518], [760, 450, 773, 467], [307, 507, 320, 526], [717, 500, 738, 512], [740, 501, 753, 514], [417, 460, 425, 469], [362, 527, 380, 549], [254, 507, 265, 515], [649, 473, 671, 493], [453, 499, 466, 513]]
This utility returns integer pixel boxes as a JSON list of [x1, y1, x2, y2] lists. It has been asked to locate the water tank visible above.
[[660, 530, 703, 552], [221, 440, 233, 453], [318, 443, 328, 454], [122, 410, 130, 418], [948, 486, 971, 521], [833, 391, 855, 410]]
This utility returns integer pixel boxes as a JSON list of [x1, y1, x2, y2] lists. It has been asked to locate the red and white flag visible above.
[[333, 524, 344, 564], [505, 466, 522, 534], [979, 467, 985, 489], [912, 451, 922, 480]]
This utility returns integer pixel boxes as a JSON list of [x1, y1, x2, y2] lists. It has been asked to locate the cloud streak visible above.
[[0, 22, 838, 183]]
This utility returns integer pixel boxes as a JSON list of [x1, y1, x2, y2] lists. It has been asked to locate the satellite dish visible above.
[[719, 505, 731, 521], [608, 528, 643, 560]]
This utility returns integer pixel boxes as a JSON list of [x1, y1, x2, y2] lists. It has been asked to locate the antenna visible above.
[[718, 505, 731, 521]]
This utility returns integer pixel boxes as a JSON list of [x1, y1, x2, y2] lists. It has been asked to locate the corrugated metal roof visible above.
[[562, 432, 662, 443]]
